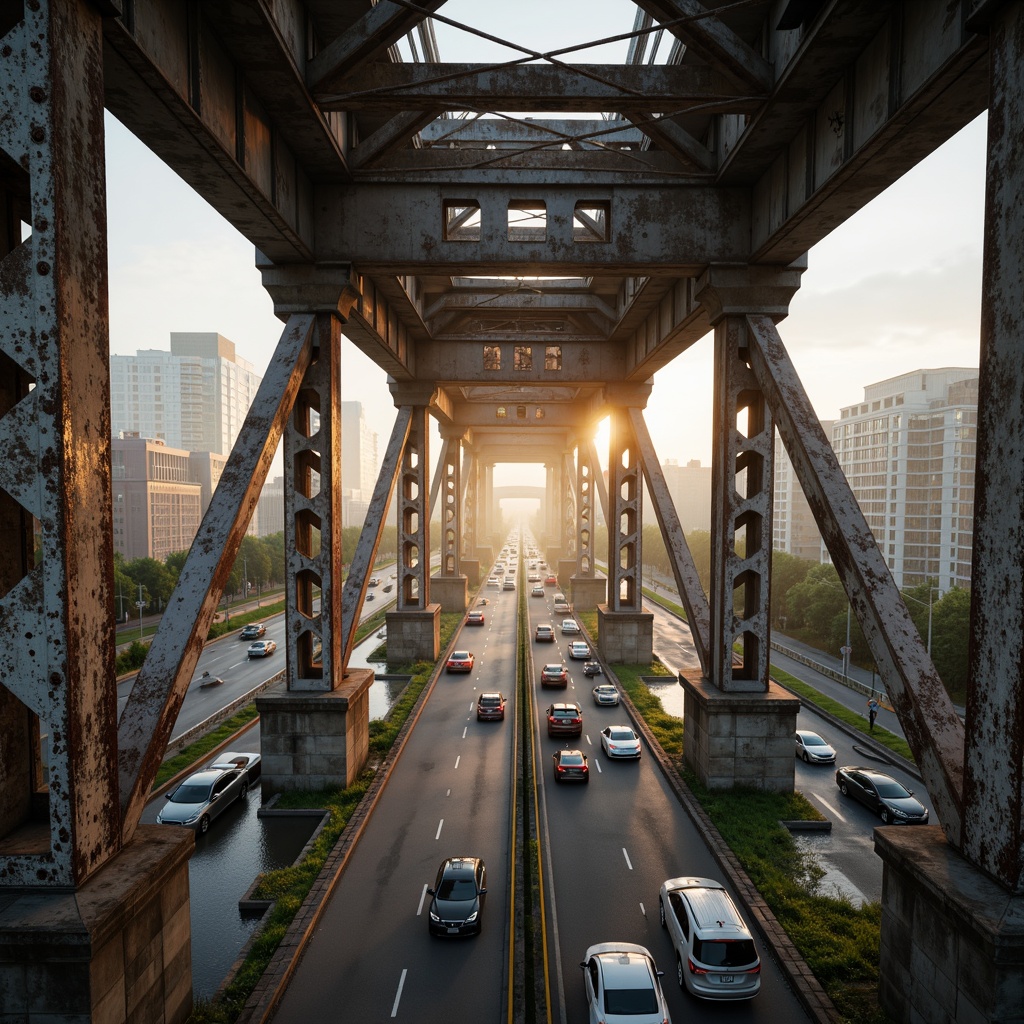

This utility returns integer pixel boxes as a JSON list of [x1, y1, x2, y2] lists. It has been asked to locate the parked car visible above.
[[210, 750, 262, 784], [835, 766, 929, 824], [600, 725, 641, 759], [156, 765, 248, 834], [552, 748, 589, 783], [541, 663, 569, 687], [561, 618, 581, 635], [446, 650, 475, 673], [659, 877, 761, 999], [247, 639, 277, 658], [795, 729, 837, 764], [546, 702, 583, 737], [568, 640, 591, 659], [476, 692, 506, 721], [580, 942, 672, 1024], [466, 610, 485, 626], [583, 661, 603, 678], [535, 623, 555, 642], [427, 857, 487, 937], [239, 623, 266, 639], [592, 683, 620, 705]]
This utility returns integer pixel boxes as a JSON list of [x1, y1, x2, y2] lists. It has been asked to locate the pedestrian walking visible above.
[[867, 697, 879, 731]]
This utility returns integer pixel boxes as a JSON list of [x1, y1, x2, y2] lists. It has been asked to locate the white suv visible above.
[[658, 877, 760, 1000]]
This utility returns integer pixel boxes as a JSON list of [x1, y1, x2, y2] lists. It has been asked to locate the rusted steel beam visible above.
[[438, 436, 461, 576], [962, 3, 1024, 894], [118, 314, 316, 839], [584, 439, 610, 530], [607, 410, 642, 611], [562, 450, 577, 560], [746, 313, 965, 845], [341, 407, 412, 670], [397, 406, 431, 609], [576, 445, 595, 576], [0, 0, 118, 887], [285, 314, 344, 691], [628, 409, 711, 675]]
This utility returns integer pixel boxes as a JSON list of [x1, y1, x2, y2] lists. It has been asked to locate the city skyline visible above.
[[103, 3, 987, 492]]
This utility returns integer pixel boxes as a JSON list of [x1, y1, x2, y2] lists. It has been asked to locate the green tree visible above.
[[124, 557, 175, 612], [770, 551, 815, 627], [113, 554, 136, 623], [928, 587, 970, 703], [164, 549, 188, 587], [786, 563, 847, 642]]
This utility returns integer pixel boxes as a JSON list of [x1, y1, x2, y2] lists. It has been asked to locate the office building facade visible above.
[[773, 422, 832, 562]]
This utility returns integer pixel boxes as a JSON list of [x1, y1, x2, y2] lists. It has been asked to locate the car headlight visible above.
[[891, 806, 908, 817], [184, 810, 202, 823], [429, 910, 439, 922], [465, 910, 478, 923]]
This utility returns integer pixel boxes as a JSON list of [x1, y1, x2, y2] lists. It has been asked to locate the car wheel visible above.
[[676, 954, 685, 990], [198, 814, 210, 835], [840, 782, 849, 796], [239, 780, 249, 801], [659, 899, 666, 928], [879, 806, 890, 824], [802, 751, 810, 763]]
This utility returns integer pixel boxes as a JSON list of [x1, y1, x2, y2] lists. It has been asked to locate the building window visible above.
[[514, 346, 532, 371], [545, 346, 562, 370], [508, 200, 546, 241], [484, 345, 501, 370], [443, 200, 481, 241]]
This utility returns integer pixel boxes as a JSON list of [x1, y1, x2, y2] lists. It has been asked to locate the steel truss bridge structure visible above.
[[0, 2, 1022, 1022]]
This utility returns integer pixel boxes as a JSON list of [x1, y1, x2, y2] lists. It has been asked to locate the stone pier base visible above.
[[571, 575, 607, 611], [460, 559, 480, 587], [557, 558, 576, 589], [430, 574, 469, 613], [256, 667, 374, 793], [875, 826, 1024, 1024], [679, 673, 799, 790], [384, 604, 441, 663], [596, 605, 654, 663], [475, 546, 493, 572], [0, 827, 194, 1023]]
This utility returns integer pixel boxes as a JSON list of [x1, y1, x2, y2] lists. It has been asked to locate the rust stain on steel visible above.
[[628, 408, 710, 675], [341, 407, 411, 668], [746, 314, 965, 845], [117, 314, 316, 842]]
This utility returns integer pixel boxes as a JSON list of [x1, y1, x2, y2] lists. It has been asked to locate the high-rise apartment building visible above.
[[110, 332, 261, 456], [830, 368, 977, 591], [773, 422, 832, 562], [660, 459, 712, 533], [257, 476, 285, 538], [341, 401, 378, 527]]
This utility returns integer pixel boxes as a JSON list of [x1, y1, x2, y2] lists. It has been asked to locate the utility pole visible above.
[[136, 583, 145, 642]]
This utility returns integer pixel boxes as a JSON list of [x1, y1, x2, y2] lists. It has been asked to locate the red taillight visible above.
[[688, 958, 707, 975], [746, 964, 761, 974]]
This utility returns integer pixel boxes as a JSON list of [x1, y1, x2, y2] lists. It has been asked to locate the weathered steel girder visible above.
[[745, 313, 965, 846]]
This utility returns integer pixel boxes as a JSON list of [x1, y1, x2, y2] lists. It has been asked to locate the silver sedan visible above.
[[600, 725, 642, 759], [156, 765, 249, 834]]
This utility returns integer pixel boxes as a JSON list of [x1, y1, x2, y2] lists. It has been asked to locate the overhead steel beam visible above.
[[315, 62, 764, 114], [628, 109, 717, 172], [415, 339, 626, 384], [118, 314, 317, 840], [419, 118, 645, 148], [351, 109, 441, 170], [745, 313, 964, 846]]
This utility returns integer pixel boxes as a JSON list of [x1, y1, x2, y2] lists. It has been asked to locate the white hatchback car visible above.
[[658, 877, 760, 999], [580, 942, 672, 1024]]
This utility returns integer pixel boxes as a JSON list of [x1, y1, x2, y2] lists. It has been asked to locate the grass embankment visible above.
[[613, 662, 889, 1024], [184, 611, 461, 1023]]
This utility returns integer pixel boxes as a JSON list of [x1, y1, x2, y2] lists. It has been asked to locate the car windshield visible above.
[[604, 987, 657, 1014], [169, 782, 212, 803], [437, 876, 477, 900], [875, 779, 912, 799], [803, 734, 827, 746], [693, 938, 758, 968], [609, 728, 635, 740]]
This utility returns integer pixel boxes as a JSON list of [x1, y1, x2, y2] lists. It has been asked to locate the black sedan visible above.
[[835, 766, 929, 824], [427, 857, 487, 937]]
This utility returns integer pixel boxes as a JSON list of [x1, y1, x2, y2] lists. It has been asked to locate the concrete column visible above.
[[571, 441, 606, 610], [598, 401, 653, 663], [431, 430, 468, 612], [460, 447, 480, 585]]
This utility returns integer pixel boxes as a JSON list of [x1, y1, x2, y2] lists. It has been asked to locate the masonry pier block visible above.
[[256, 667, 374, 793], [460, 559, 480, 587], [680, 673, 799, 790], [596, 605, 654, 664], [430, 575, 469, 614], [384, 604, 441, 663], [571, 575, 607, 611], [875, 826, 1024, 1024], [0, 827, 194, 1024]]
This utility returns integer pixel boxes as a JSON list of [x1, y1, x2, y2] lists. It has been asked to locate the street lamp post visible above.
[[136, 583, 145, 642]]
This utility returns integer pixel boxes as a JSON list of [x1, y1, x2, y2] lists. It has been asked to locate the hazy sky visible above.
[[104, 3, 986, 490]]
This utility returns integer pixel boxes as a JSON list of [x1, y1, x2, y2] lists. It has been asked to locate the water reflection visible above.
[[644, 679, 684, 718]]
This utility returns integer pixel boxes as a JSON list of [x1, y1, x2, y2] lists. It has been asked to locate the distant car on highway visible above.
[[835, 766, 929, 824], [532, 585, 545, 597], [368, 577, 380, 587], [580, 942, 671, 1023], [156, 765, 248, 834], [592, 683, 619, 706], [541, 663, 569, 687], [546, 702, 582, 737], [446, 650, 475, 673], [545, 574, 557, 585], [600, 725, 641, 759], [466, 610, 485, 626], [535, 623, 555, 642], [561, 618, 580, 634], [476, 692, 506, 721], [247, 639, 277, 658], [795, 729, 836, 764], [552, 748, 589, 783], [568, 640, 591, 659], [427, 857, 487, 937], [239, 623, 266, 639], [583, 661, 603, 677]]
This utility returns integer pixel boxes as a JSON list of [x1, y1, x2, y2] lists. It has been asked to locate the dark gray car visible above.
[[427, 857, 487, 937]]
